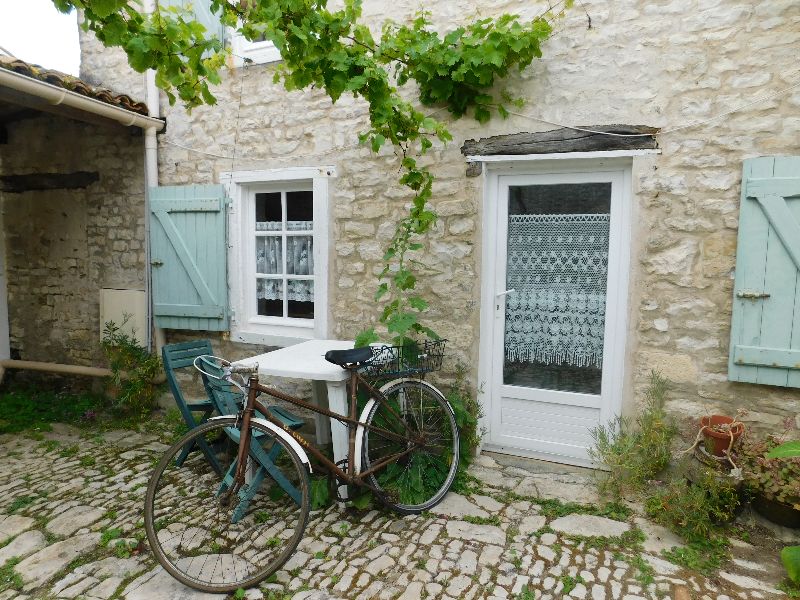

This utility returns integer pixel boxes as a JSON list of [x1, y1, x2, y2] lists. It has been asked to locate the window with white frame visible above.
[[230, 30, 281, 66], [224, 168, 331, 344]]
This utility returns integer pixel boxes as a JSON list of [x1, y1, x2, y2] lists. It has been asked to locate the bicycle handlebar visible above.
[[193, 355, 259, 381]]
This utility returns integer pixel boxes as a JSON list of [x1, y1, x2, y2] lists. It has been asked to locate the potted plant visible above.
[[700, 413, 745, 457], [736, 434, 800, 528]]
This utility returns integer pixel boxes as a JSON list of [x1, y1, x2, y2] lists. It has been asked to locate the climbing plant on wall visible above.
[[54, 0, 563, 344]]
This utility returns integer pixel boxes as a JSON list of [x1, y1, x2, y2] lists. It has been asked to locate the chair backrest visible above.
[[197, 357, 244, 415], [162, 340, 215, 411]]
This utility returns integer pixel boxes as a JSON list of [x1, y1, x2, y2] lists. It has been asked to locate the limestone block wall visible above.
[[78, 0, 800, 435], [0, 115, 146, 368]]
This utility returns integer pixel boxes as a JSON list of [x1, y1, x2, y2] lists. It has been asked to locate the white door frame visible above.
[[477, 157, 633, 467]]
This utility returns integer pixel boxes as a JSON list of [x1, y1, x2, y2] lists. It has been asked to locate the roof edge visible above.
[[0, 67, 165, 131]]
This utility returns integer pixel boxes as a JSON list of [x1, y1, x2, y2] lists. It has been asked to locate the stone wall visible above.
[[0, 114, 146, 370], [78, 0, 800, 437]]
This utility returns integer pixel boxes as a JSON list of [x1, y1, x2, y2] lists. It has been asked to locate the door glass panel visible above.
[[503, 183, 611, 394]]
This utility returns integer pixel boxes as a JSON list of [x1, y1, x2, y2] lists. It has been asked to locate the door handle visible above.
[[151, 260, 164, 267], [495, 289, 514, 312]]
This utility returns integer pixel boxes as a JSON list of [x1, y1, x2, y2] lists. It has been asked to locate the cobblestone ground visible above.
[[0, 424, 790, 600]]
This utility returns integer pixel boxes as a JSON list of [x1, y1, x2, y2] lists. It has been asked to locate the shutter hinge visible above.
[[736, 290, 770, 300]]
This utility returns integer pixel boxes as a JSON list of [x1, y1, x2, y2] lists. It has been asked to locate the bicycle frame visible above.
[[231, 368, 419, 497]]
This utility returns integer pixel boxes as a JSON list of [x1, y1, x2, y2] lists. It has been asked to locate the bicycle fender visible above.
[[353, 399, 377, 475], [208, 415, 313, 473]]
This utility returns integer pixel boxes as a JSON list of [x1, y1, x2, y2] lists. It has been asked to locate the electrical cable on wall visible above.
[[160, 71, 800, 158]]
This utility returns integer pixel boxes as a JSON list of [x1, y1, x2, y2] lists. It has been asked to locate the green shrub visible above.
[[102, 319, 163, 418], [589, 371, 676, 498], [644, 469, 739, 543], [445, 363, 483, 492]]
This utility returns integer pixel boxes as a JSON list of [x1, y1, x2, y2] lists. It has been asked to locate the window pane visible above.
[[286, 236, 313, 275], [503, 183, 611, 395], [256, 192, 282, 231], [286, 191, 313, 230], [288, 280, 314, 319], [256, 236, 282, 274], [257, 279, 283, 317]]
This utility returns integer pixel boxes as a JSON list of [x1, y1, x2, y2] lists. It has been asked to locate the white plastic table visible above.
[[235, 339, 355, 495]]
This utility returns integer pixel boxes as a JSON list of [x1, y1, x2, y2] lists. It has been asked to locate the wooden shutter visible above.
[[729, 156, 800, 387], [149, 185, 229, 331], [158, 0, 225, 45]]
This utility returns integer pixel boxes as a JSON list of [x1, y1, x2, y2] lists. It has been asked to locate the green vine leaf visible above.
[[63, 0, 557, 346]]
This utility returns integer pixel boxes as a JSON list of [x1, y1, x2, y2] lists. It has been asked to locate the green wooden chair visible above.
[[162, 340, 222, 475], [198, 357, 305, 522]]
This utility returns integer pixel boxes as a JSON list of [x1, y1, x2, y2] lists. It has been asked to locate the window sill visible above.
[[231, 326, 317, 347]]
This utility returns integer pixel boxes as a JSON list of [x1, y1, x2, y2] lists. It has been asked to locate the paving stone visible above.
[[0, 529, 46, 564], [0, 514, 35, 539], [515, 473, 599, 505], [17, 533, 99, 589], [456, 549, 477, 573], [717, 571, 783, 595], [398, 581, 424, 600], [643, 554, 681, 576], [518, 515, 547, 536], [634, 517, 685, 554], [430, 493, 489, 519], [46, 505, 105, 537], [479, 544, 503, 567], [550, 514, 630, 538], [730, 557, 767, 572], [123, 567, 223, 599], [471, 494, 504, 512], [445, 520, 505, 545]]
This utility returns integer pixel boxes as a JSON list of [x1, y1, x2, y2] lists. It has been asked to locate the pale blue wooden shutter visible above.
[[729, 156, 800, 387], [149, 185, 229, 331], [158, 0, 225, 46]]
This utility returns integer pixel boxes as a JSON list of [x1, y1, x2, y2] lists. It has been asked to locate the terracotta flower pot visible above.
[[701, 415, 744, 457]]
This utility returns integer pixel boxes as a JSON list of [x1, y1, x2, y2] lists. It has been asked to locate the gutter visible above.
[[143, 0, 166, 356], [0, 67, 165, 131]]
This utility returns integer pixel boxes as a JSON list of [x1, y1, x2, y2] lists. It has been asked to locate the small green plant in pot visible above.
[[762, 440, 800, 594], [736, 434, 800, 527]]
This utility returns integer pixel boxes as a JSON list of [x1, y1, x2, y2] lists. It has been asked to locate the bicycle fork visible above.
[[219, 375, 259, 508]]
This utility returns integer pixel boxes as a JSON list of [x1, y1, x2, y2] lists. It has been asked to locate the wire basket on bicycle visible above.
[[359, 338, 446, 379]]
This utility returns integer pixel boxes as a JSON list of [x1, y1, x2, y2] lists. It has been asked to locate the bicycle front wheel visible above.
[[362, 379, 459, 514], [144, 417, 310, 593]]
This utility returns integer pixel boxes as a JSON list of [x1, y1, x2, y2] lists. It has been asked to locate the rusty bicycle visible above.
[[143, 340, 459, 592]]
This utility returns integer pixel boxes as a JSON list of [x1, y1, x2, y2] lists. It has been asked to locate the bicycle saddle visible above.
[[324, 347, 374, 367]]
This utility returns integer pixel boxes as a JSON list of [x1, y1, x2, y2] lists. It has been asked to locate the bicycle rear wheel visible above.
[[144, 417, 310, 593], [361, 379, 459, 514]]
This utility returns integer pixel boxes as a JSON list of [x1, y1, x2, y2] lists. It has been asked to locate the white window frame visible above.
[[230, 29, 281, 66], [222, 167, 334, 346]]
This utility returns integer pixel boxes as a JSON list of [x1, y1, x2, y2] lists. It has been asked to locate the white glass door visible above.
[[486, 169, 629, 466]]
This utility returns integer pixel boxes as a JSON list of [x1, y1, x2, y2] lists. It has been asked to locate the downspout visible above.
[[143, 0, 166, 355]]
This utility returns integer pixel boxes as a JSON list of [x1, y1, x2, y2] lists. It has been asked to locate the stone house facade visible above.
[[74, 0, 799, 466]]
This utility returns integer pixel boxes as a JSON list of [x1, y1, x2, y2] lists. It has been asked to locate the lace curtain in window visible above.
[[505, 214, 609, 368], [256, 221, 313, 302]]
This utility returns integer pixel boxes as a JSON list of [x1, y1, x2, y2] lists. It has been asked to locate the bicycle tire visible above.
[[144, 417, 310, 593], [361, 378, 459, 514]]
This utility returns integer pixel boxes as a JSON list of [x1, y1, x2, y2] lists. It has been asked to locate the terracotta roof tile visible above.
[[0, 55, 149, 116]]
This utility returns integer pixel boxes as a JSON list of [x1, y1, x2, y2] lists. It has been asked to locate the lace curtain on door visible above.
[[505, 214, 609, 368], [256, 221, 314, 302]]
